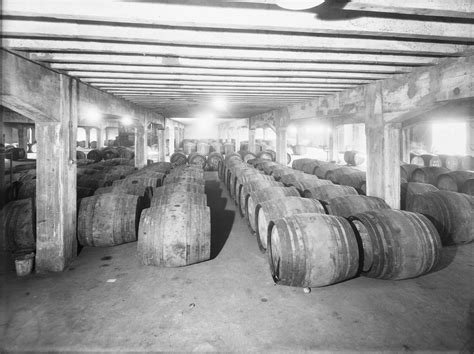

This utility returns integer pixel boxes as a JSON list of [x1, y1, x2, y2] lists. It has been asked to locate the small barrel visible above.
[[400, 164, 420, 181], [303, 184, 359, 202], [207, 152, 223, 171], [410, 153, 425, 166], [411, 167, 450, 185], [5, 147, 26, 161], [17, 179, 36, 200], [256, 197, 325, 253], [117, 147, 134, 160], [170, 152, 187, 167], [268, 213, 359, 288], [87, 149, 102, 163], [324, 195, 390, 218], [188, 152, 207, 169], [101, 148, 119, 160], [77, 193, 143, 247], [153, 183, 205, 197], [76, 151, 87, 160], [1, 198, 36, 253], [247, 186, 300, 232], [461, 179, 474, 196], [183, 141, 197, 155], [196, 142, 210, 156], [337, 171, 366, 194], [436, 171, 474, 192], [344, 151, 365, 166], [292, 158, 314, 171], [242, 152, 257, 163], [400, 182, 439, 210], [239, 179, 283, 217], [314, 163, 341, 179], [407, 191, 474, 245], [151, 192, 207, 208], [349, 210, 441, 280], [421, 154, 442, 167], [301, 161, 322, 175], [137, 204, 211, 267], [325, 167, 360, 184], [257, 151, 273, 161]]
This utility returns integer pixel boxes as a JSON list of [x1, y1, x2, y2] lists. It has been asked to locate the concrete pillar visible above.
[[97, 127, 104, 148], [168, 123, 175, 156], [467, 120, 474, 156], [134, 125, 147, 169], [158, 129, 166, 162], [248, 128, 256, 153], [276, 127, 288, 165], [36, 75, 78, 272], [328, 122, 339, 162], [30, 125, 36, 143], [18, 126, 28, 153], [84, 127, 91, 148], [365, 82, 401, 209], [401, 127, 411, 163]]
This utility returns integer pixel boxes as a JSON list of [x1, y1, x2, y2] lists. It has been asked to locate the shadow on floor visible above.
[[205, 180, 235, 259]]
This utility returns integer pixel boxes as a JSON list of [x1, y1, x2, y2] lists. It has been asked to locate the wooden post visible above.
[[17, 126, 28, 153], [276, 126, 288, 165], [36, 75, 78, 272], [248, 128, 256, 153], [135, 124, 146, 169], [158, 128, 166, 161], [168, 123, 175, 156], [365, 82, 401, 209], [84, 127, 91, 148], [97, 126, 104, 148], [401, 127, 411, 163]]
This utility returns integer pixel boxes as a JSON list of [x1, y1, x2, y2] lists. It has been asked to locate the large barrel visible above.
[[349, 210, 441, 280], [77, 193, 142, 247], [1, 198, 35, 253], [183, 141, 197, 155], [113, 174, 164, 188], [314, 163, 341, 179], [137, 204, 210, 267], [303, 184, 359, 202], [117, 147, 134, 160], [231, 168, 262, 200], [87, 149, 102, 163], [5, 147, 26, 161], [400, 164, 420, 181], [411, 167, 449, 185], [268, 213, 359, 288], [256, 197, 325, 253], [400, 182, 439, 210], [285, 177, 332, 196], [247, 186, 300, 231], [196, 142, 210, 156], [344, 151, 365, 166], [236, 174, 274, 208], [151, 192, 207, 208], [95, 184, 153, 206], [407, 191, 474, 245], [337, 171, 366, 194], [170, 152, 187, 167], [239, 180, 284, 217], [256, 150, 273, 161], [436, 171, 474, 192], [292, 158, 314, 171], [76, 150, 87, 160], [324, 195, 390, 218], [153, 183, 205, 196], [17, 179, 36, 199], [188, 152, 207, 169], [224, 142, 235, 155], [325, 167, 359, 184], [461, 179, 474, 196], [301, 161, 322, 175], [207, 152, 223, 171]]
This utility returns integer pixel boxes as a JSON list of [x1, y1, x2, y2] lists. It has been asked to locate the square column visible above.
[[168, 124, 175, 156], [84, 127, 91, 148], [135, 125, 147, 169], [328, 122, 339, 162], [276, 127, 288, 165], [18, 126, 28, 153], [36, 75, 78, 272], [248, 128, 256, 153], [158, 129, 166, 161]]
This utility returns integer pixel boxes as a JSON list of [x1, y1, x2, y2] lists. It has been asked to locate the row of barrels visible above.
[[219, 156, 472, 289], [182, 140, 235, 156], [170, 151, 224, 171], [2, 146, 27, 161], [410, 152, 472, 171], [77, 146, 135, 162]]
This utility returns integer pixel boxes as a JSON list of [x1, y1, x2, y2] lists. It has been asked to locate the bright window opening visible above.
[[432, 122, 466, 155]]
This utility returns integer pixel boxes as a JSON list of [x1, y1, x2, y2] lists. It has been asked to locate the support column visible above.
[[134, 124, 147, 169], [467, 120, 474, 156], [0, 112, 5, 212], [328, 122, 339, 162], [97, 127, 104, 148], [401, 127, 411, 163], [365, 82, 401, 209], [168, 123, 175, 156], [248, 128, 256, 154], [158, 128, 166, 162], [276, 126, 288, 165], [84, 127, 91, 148], [36, 75, 78, 272], [17, 126, 28, 153]]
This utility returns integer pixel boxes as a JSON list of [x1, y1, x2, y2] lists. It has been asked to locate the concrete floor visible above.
[[1, 172, 473, 352]]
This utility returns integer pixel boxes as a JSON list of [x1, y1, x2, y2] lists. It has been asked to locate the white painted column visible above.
[[328, 122, 339, 162], [17, 125, 28, 153], [135, 124, 147, 169], [467, 120, 474, 156], [36, 75, 78, 272], [84, 127, 91, 148], [248, 128, 256, 154], [276, 126, 288, 165], [168, 123, 175, 156], [158, 129, 166, 162]]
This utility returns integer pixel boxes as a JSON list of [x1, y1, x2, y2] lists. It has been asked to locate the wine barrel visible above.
[[224, 143, 235, 155], [239, 180, 284, 217], [314, 163, 340, 179], [247, 186, 300, 232], [344, 151, 365, 166], [408, 191, 474, 245], [196, 142, 210, 156], [421, 154, 442, 167], [153, 182, 205, 197], [400, 164, 420, 181], [302, 161, 322, 175], [324, 195, 390, 218], [286, 177, 332, 196], [102, 148, 119, 160], [170, 152, 187, 167], [268, 213, 359, 288], [76, 151, 87, 160], [231, 168, 261, 200], [279, 172, 308, 186], [236, 173, 274, 206], [77, 193, 143, 247], [461, 179, 474, 196], [436, 171, 474, 192], [410, 154, 425, 166], [17, 179, 36, 200], [117, 147, 134, 160], [337, 171, 366, 194], [292, 158, 314, 171], [207, 152, 223, 171], [183, 141, 197, 155], [242, 152, 257, 163], [257, 151, 273, 161], [1, 198, 35, 253], [137, 203, 211, 267], [113, 174, 164, 188], [400, 182, 439, 210], [87, 149, 102, 163], [188, 152, 207, 169], [303, 184, 359, 202], [411, 167, 450, 185], [349, 210, 441, 280], [325, 167, 359, 184], [151, 192, 207, 208], [273, 168, 301, 181], [256, 197, 325, 253], [96, 184, 153, 207]]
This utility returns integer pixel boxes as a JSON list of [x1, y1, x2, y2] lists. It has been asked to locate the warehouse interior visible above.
[[1, 0, 473, 352]]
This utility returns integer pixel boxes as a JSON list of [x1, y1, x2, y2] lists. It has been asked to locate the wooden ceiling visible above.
[[1, 0, 473, 119]]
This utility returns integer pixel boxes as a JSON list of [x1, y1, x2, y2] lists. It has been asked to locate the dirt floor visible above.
[[1, 171, 473, 352]]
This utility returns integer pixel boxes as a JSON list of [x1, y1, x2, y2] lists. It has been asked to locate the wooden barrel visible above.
[[1, 198, 35, 253], [117, 147, 134, 160], [256, 197, 325, 253], [5, 147, 26, 161], [188, 152, 207, 169], [314, 163, 340, 179], [87, 149, 102, 163], [207, 152, 223, 171], [196, 142, 210, 156], [411, 167, 450, 185], [400, 182, 439, 210], [344, 150, 365, 166], [410, 153, 425, 166], [224, 142, 236, 155], [400, 164, 420, 181], [324, 195, 390, 218], [272, 168, 299, 180], [259, 162, 279, 175], [268, 213, 359, 287], [113, 174, 163, 188], [76, 151, 87, 160], [153, 183, 205, 196], [458, 155, 472, 170], [325, 167, 359, 184], [137, 203, 211, 267], [239, 180, 284, 217], [302, 160, 322, 175], [303, 184, 359, 202], [78, 193, 143, 247], [422, 154, 442, 167], [17, 179, 36, 199], [247, 186, 300, 232], [101, 148, 119, 160], [286, 177, 332, 196], [292, 158, 314, 171], [170, 152, 187, 167], [349, 210, 441, 280], [151, 192, 207, 208], [337, 171, 366, 194], [408, 191, 474, 245], [257, 151, 273, 161], [236, 174, 274, 207], [436, 171, 474, 192], [461, 179, 474, 196], [231, 168, 261, 200], [279, 172, 307, 186], [242, 152, 257, 163], [183, 141, 197, 155], [77, 186, 95, 199]]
